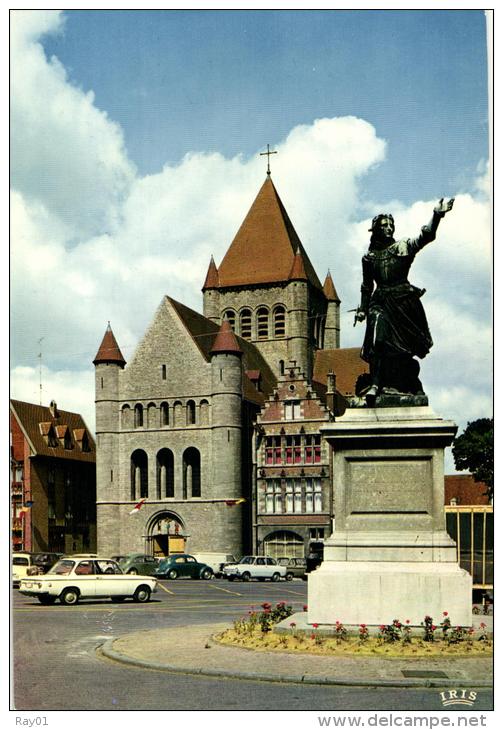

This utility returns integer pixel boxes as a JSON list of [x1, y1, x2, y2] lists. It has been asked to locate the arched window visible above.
[[173, 401, 183, 427], [147, 402, 157, 428], [121, 404, 132, 429], [183, 447, 201, 498], [199, 399, 210, 426], [223, 310, 236, 332], [157, 449, 174, 498], [134, 404, 144, 429], [273, 306, 286, 337], [257, 307, 269, 339], [264, 530, 304, 559], [160, 402, 169, 427], [240, 308, 252, 339], [131, 449, 148, 500], [186, 400, 196, 425]]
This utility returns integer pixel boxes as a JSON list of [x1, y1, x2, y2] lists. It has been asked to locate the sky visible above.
[[9, 8, 492, 473]]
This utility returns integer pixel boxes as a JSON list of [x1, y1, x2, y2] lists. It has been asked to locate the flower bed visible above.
[[216, 604, 492, 658]]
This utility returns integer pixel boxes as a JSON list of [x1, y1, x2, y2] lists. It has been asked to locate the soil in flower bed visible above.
[[216, 629, 492, 658]]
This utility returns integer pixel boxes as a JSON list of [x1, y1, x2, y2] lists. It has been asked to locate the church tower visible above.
[[202, 175, 337, 380]]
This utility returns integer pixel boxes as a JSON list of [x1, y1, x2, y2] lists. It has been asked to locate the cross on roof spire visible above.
[[260, 144, 277, 175]]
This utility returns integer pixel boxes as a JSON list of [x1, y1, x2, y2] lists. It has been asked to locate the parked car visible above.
[[12, 552, 43, 586], [31, 552, 64, 574], [193, 553, 237, 578], [155, 554, 213, 580], [118, 553, 159, 575], [18, 556, 157, 605], [276, 557, 307, 580], [222, 556, 287, 582]]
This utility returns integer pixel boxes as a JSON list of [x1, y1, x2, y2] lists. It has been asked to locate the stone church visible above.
[[94, 174, 367, 558]]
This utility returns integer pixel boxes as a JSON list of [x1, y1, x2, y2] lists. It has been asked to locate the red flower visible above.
[[480, 622, 487, 628], [310, 634, 316, 640], [360, 623, 366, 628], [443, 611, 449, 616], [379, 625, 385, 630], [312, 623, 319, 629], [432, 625, 437, 631], [290, 622, 296, 628], [303, 605, 308, 611], [405, 619, 410, 624]]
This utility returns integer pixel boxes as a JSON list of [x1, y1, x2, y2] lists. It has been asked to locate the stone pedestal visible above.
[[308, 406, 473, 627]]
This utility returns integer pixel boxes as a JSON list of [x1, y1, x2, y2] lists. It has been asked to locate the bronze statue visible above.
[[355, 198, 454, 405]]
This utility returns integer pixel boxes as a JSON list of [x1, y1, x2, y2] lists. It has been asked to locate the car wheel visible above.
[[38, 595, 56, 605], [60, 588, 79, 605], [201, 568, 213, 580], [271, 572, 280, 582], [167, 569, 178, 580], [133, 585, 151, 603], [285, 572, 294, 582], [241, 572, 251, 582], [128, 568, 138, 575]]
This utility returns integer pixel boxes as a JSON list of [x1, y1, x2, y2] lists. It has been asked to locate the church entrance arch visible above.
[[146, 511, 186, 558]]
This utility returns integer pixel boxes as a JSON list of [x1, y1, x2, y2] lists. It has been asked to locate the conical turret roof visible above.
[[202, 255, 219, 290], [323, 271, 340, 302], [93, 323, 126, 367], [289, 246, 309, 281], [216, 176, 322, 289], [210, 319, 242, 356]]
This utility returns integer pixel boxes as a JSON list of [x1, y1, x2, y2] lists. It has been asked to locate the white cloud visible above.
[[10, 11, 492, 459]]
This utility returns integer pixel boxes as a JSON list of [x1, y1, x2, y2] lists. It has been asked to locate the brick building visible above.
[[10, 399, 96, 553], [94, 174, 368, 558]]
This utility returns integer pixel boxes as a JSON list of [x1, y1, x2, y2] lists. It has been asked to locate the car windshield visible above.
[[239, 556, 254, 564], [49, 560, 75, 575], [13, 556, 30, 566]]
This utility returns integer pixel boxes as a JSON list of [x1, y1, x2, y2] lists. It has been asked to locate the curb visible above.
[[99, 638, 493, 689]]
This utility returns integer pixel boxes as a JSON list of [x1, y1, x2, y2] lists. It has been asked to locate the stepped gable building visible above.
[[10, 399, 96, 554], [94, 175, 368, 558]]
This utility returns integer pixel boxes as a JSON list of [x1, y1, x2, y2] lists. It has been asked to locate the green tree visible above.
[[452, 418, 493, 501]]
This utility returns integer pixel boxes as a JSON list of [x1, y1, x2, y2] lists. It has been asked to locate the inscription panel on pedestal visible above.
[[347, 458, 432, 514]]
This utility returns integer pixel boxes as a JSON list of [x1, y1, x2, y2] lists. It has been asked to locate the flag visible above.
[[225, 497, 246, 507], [129, 498, 146, 515], [19, 501, 34, 516]]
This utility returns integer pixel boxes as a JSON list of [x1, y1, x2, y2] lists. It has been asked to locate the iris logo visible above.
[[439, 689, 478, 706]]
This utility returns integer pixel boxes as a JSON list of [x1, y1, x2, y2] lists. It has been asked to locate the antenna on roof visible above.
[[260, 143, 278, 175], [38, 337, 44, 405]]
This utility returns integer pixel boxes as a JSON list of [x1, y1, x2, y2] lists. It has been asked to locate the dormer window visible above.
[[40, 422, 59, 447]]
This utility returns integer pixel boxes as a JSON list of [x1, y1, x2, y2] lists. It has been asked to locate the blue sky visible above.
[[10, 9, 492, 472], [41, 9, 488, 205]]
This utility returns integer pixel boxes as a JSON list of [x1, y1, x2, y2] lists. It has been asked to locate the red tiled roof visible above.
[[93, 323, 126, 367], [313, 348, 369, 396], [202, 256, 219, 290], [288, 248, 308, 281], [211, 319, 242, 355], [444, 475, 490, 505], [10, 400, 96, 462], [323, 271, 340, 302], [216, 176, 322, 290]]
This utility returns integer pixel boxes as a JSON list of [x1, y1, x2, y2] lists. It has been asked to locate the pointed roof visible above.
[[216, 176, 322, 290], [93, 323, 126, 367], [210, 319, 242, 356], [202, 255, 219, 290], [323, 271, 340, 302]]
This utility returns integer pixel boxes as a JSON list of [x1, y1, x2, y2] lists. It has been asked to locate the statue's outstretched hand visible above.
[[434, 198, 455, 216]]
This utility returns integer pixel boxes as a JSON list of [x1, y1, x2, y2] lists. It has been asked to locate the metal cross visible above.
[[260, 144, 278, 175]]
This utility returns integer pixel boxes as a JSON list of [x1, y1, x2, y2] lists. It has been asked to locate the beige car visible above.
[[12, 552, 42, 587]]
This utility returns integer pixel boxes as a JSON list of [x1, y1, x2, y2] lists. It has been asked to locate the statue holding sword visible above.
[[353, 198, 455, 405]]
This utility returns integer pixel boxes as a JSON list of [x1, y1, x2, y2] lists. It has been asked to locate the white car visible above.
[[222, 555, 287, 582], [18, 556, 158, 605]]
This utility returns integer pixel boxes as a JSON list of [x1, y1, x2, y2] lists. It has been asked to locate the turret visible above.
[[93, 323, 125, 433], [323, 271, 341, 348], [287, 247, 310, 379], [210, 321, 243, 501], [202, 255, 220, 323]]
